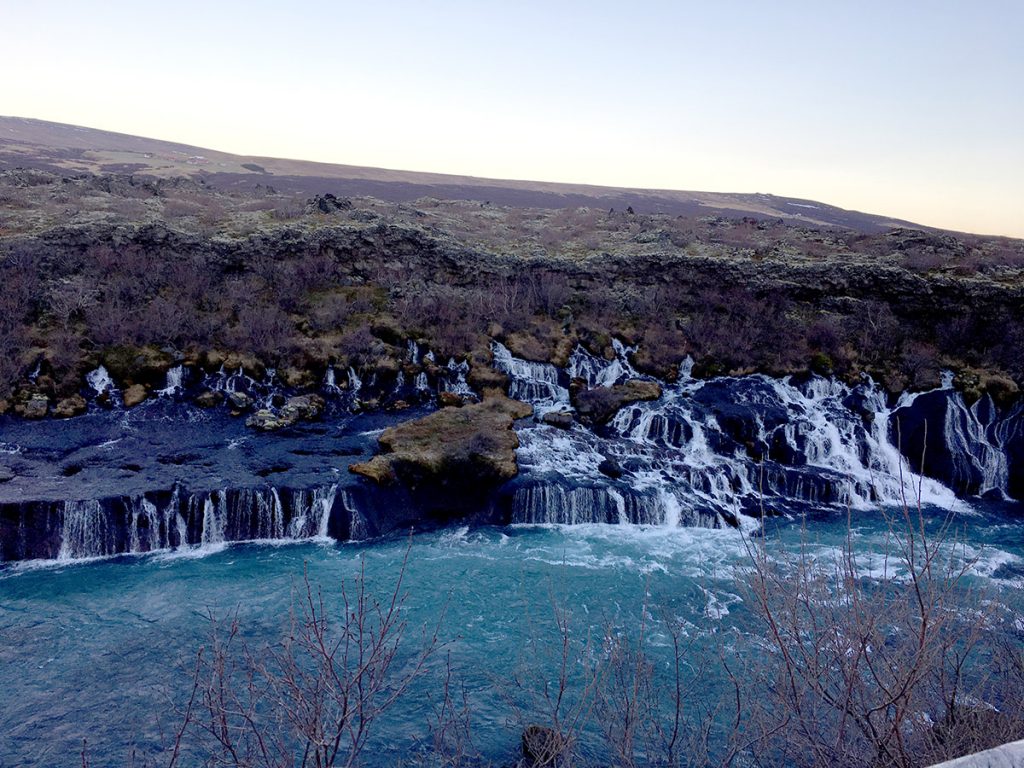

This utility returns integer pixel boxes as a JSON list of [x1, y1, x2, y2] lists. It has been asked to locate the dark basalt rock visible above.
[[437, 391, 464, 408], [573, 379, 662, 425], [53, 395, 87, 419], [306, 193, 352, 214], [598, 456, 624, 478], [541, 410, 574, 430], [16, 394, 49, 420], [247, 394, 326, 431], [227, 391, 254, 414], [194, 390, 224, 408], [123, 384, 148, 408]]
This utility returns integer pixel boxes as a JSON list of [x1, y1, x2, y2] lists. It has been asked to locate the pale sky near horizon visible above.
[[4, 1, 1023, 237]]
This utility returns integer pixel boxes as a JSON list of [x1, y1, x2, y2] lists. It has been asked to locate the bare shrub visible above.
[[168, 548, 443, 768], [741, 506, 1024, 768], [502, 594, 601, 767]]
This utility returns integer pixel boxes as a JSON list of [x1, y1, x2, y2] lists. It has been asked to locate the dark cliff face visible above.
[[892, 392, 1024, 499]]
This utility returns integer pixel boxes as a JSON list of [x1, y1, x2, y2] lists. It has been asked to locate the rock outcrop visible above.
[[16, 394, 49, 419], [572, 379, 662, 425], [246, 394, 325, 431], [350, 394, 532, 517], [53, 395, 87, 419]]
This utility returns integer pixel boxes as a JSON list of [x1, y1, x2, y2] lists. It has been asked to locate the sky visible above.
[[5, 0, 1023, 237]]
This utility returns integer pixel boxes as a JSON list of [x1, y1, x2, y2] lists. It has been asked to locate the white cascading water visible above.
[[441, 358, 474, 396], [157, 365, 185, 397], [47, 483, 346, 561], [58, 500, 111, 560], [943, 394, 1009, 498], [315, 484, 339, 538], [768, 376, 957, 508], [85, 366, 124, 407], [222, 367, 249, 393], [347, 367, 362, 395], [199, 492, 226, 546], [492, 342, 569, 412], [502, 341, 970, 529], [85, 366, 114, 396], [323, 366, 342, 395], [568, 339, 640, 388]]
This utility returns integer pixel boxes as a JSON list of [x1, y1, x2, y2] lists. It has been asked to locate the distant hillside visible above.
[[0, 116, 919, 233]]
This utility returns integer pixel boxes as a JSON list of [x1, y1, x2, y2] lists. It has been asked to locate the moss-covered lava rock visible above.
[[350, 394, 533, 517]]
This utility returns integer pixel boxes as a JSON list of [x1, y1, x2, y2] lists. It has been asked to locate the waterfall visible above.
[[441, 358, 473, 396], [224, 367, 249, 394], [492, 342, 568, 411], [415, 372, 429, 392], [323, 366, 342, 395], [315, 484, 338, 538], [58, 500, 111, 560], [568, 339, 640, 388], [282, 484, 338, 539], [407, 339, 421, 365], [510, 482, 721, 528], [348, 367, 362, 395], [85, 366, 123, 406], [86, 366, 115, 395], [157, 366, 186, 397], [496, 343, 977, 529], [20, 482, 353, 562], [200, 492, 226, 545]]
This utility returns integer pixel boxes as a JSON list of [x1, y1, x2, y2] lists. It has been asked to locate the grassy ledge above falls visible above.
[[350, 394, 534, 515]]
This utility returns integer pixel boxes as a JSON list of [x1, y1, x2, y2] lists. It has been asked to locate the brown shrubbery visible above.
[[1, 170, 1022, 405]]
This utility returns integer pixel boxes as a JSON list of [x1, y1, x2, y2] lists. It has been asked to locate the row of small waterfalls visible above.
[[2, 341, 1022, 562]]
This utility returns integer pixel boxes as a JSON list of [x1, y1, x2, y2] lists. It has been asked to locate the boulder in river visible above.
[[542, 410, 574, 430], [246, 395, 326, 431], [227, 391, 254, 415], [53, 395, 88, 419], [123, 384, 148, 408], [17, 394, 49, 419], [194, 390, 224, 408]]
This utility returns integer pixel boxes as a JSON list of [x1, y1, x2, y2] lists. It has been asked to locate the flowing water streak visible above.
[[85, 366, 115, 396], [58, 500, 111, 560], [944, 394, 1010, 497], [492, 342, 568, 412], [347, 367, 362, 395], [323, 366, 342, 395], [42, 483, 347, 561], [441, 358, 473, 396], [157, 366, 185, 397]]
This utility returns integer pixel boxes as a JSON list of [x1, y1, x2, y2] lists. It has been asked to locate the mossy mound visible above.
[[350, 394, 533, 516]]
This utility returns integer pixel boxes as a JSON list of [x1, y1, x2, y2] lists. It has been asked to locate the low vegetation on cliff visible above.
[[1, 169, 1023, 415]]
